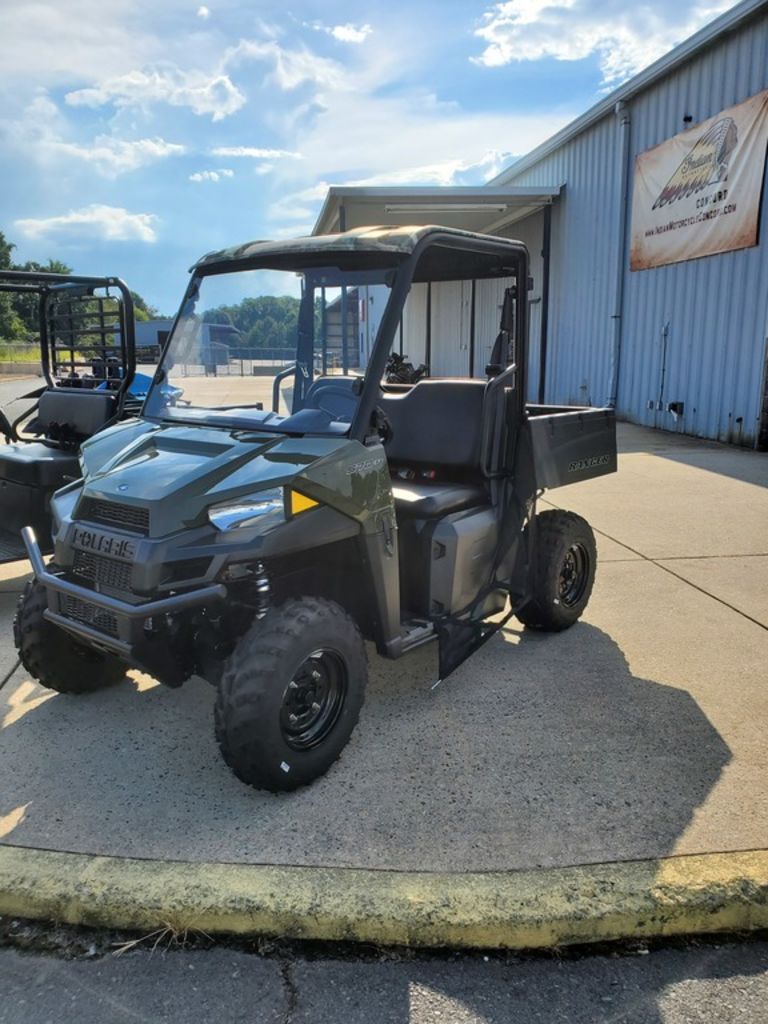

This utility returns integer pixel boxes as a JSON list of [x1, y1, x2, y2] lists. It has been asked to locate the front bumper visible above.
[[23, 526, 227, 677]]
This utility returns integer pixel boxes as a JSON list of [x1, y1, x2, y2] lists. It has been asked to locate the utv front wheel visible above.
[[13, 579, 127, 693], [517, 510, 597, 631], [215, 598, 367, 792]]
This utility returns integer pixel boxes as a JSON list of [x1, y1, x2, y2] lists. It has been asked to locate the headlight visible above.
[[208, 489, 285, 532]]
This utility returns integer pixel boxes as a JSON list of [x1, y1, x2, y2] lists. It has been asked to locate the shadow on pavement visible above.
[[0, 623, 731, 873], [616, 423, 768, 489], [646, 448, 768, 489]]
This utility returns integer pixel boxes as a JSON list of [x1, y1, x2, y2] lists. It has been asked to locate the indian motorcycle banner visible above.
[[630, 88, 768, 271]]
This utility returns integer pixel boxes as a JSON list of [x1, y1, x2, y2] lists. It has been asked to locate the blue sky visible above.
[[0, 0, 734, 313]]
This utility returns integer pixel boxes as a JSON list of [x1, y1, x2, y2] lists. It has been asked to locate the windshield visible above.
[[143, 266, 396, 433]]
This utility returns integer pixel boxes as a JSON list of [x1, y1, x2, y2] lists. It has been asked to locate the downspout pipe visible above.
[[538, 203, 552, 404], [607, 100, 632, 408]]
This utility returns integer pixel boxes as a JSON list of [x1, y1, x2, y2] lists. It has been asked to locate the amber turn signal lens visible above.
[[289, 490, 320, 516]]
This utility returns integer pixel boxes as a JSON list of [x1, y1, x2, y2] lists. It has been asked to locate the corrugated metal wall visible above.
[[507, 114, 621, 409], [507, 10, 768, 444]]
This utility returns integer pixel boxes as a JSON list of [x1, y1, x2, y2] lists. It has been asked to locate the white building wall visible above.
[[401, 282, 429, 366], [430, 280, 471, 376]]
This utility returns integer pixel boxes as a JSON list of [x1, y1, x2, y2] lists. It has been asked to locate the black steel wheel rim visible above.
[[559, 542, 590, 607], [280, 648, 347, 751]]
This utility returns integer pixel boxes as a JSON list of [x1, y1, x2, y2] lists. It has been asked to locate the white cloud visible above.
[[285, 89, 570, 188], [0, 0, 157, 81], [197, 5, 210, 18], [189, 168, 234, 182], [56, 136, 185, 176], [350, 150, 516, 188], [267, 151, 517, 224], [1, 95, 185, 177], [285, 182, 332, 203], [330, 23, 373, 44], [15, 204, 159, 243], [225, 39, 343, 90], [305, 21, 373, 44], [211, 146, 302, 159], [205, 25, 577, 236], [65, 64, 245, 120], [473, 0, 733, 86]]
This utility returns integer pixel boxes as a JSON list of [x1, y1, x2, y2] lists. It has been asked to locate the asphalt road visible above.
[[0, 375, 42, 424], [0, 940, 766, 1023]]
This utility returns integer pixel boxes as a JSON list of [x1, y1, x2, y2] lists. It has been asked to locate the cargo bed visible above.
[[525, 404, 617, 489]]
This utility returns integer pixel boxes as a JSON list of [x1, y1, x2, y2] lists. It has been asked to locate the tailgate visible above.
[[525, 405, 617, 489]]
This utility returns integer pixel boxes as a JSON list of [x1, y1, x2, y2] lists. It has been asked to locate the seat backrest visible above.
[[379, 379, 486, 471], [303, 376, 359, 422], [36, 388, 118, 443]]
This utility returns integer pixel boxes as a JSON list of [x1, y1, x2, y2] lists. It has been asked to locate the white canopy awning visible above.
[[313, 186, 561, 236]]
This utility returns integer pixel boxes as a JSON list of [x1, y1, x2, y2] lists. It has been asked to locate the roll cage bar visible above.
[[0, 270, 136, 396]]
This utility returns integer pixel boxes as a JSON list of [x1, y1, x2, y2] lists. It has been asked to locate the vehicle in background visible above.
[[0, 271, 138, 561]]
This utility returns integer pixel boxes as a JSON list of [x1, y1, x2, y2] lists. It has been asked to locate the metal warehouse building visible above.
[[314, 0, 768, 448]]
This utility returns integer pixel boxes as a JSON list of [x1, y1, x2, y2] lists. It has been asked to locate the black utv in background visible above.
[[15, 227, 617, 792], [0, 271, 138, 561]]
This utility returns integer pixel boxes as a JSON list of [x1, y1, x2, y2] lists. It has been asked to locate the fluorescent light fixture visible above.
[[383, 203, 508, 214]]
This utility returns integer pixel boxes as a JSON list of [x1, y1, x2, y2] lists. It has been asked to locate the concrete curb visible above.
[[1, 845, 767, 949]]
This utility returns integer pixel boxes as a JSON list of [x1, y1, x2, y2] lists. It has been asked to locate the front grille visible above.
[[78, 498, 149, 534], [60, 595, 119, 637], [73, 550, 133, 594]]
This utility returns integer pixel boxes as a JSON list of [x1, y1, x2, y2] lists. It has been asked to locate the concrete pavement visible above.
[[0, 423, 767, 946]]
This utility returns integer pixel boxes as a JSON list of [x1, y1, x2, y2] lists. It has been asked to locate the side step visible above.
[[400, 619, 436, 654]]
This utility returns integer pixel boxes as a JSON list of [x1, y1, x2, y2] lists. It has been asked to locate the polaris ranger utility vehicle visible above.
[[15, 227, 617, 792], [0, 271, 139, 562]]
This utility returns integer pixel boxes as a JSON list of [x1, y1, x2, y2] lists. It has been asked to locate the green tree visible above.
[[203, 307, 235, 327], [130, 290, 159, 322], [0, 231, 13, 269], [0, 227, 164, 345], [11, 258, 73, 336], [203, 295, 301, 351], [0, 231, 23, 340]]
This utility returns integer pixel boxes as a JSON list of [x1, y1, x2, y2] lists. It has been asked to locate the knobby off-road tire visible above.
[[13, 579, 127, 693], [516, 510, 597, 632], [215, 597, 367, 792]]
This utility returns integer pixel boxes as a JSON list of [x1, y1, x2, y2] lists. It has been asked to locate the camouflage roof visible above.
[[193, 225, 522, 270]]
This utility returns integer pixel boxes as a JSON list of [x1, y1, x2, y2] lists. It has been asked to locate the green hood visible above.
[[78, 420, 354, 537]]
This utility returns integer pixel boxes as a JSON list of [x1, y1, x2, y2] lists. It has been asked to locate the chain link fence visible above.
[[170, 346, 347, 378], [0, 342, 350, 378]]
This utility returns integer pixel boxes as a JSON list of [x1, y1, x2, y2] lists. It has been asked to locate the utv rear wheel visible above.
[[215, 598, 367, 792], [13, 579, 127, 694], [517, 510, 597, 631]]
